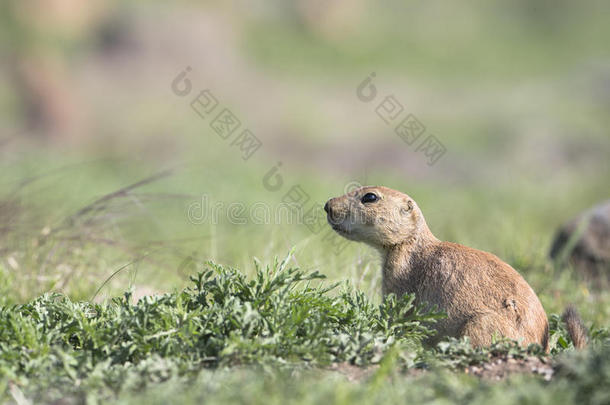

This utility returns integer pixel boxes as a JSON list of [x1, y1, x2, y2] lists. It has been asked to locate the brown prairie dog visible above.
[[325, 186, 585, 350]]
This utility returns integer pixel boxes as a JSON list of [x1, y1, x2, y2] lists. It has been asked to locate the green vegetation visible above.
[[0, 255, 608, 404], [1, 254, 608, 404], [1, 0, 609, 403], [0, 256, 435, 402], [113, 344, 610, 405]]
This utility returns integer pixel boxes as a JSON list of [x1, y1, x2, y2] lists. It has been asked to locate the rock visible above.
[[550, 200, 610, 280]]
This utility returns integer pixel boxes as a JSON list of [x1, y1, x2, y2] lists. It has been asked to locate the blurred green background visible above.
[[0, 0, 608, 324]]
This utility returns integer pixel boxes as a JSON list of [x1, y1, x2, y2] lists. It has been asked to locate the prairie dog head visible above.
[[324, 186, 425, 248]]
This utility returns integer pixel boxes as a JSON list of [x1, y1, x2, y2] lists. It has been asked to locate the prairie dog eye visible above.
[[361, 192, 379, 204]]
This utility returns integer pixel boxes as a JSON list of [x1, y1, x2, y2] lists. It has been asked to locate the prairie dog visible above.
[[324, 186, 552, 348]]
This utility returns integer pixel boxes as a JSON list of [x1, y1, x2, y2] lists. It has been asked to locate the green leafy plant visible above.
[[0, 254, 441, 403]]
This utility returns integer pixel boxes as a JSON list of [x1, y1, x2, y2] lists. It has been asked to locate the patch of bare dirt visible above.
[[328, 362, 379, 382], [329, 356, 554, 382], [464, 356, 554, 381]]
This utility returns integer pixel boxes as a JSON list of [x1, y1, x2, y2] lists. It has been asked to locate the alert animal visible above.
[[325, 186, 587, 349]]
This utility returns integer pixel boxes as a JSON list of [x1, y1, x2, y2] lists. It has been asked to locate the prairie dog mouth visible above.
[[330, 221, 350, 235]]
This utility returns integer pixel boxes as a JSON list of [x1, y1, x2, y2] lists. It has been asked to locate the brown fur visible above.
[[325, 186, 549, 349], [562, 306, 588, 349]]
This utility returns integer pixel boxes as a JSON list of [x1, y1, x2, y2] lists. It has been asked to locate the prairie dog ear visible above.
[[400, 198, 414, 215]]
